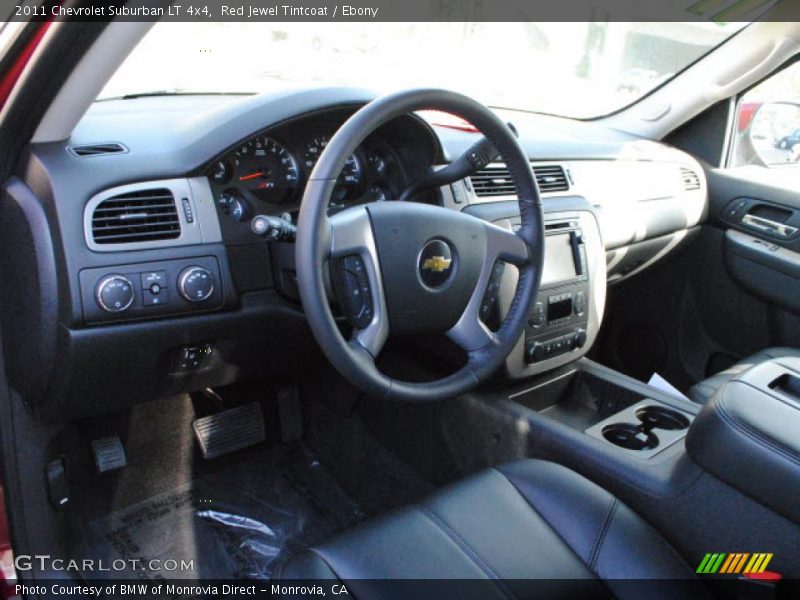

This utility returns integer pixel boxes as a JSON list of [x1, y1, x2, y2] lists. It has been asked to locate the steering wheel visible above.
[[296, 89, 544, 402]]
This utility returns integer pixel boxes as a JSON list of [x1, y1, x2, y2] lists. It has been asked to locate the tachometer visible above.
[[233, 137, 299, 205]]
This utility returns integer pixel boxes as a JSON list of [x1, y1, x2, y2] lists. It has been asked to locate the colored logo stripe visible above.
[[720, 553, 749, 574], [744, 553, 773, 574], [697, 553, 773, 574], [697, 553, 726, 574]]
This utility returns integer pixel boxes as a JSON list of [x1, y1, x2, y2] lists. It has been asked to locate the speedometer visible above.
[[303, 136, 363, 188], [233, 136, 299, 205]]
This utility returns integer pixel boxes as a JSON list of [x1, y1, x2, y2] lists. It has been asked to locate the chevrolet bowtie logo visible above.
[[422, 256, 452, 272]]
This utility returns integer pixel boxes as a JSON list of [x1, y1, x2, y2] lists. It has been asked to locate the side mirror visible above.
[[736, 101, 800, 168]]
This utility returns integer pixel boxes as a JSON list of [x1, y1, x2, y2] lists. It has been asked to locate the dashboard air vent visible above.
[[680, 167, 701, 191], [533, 165, 570, 193], [470, 165, 516, 197], [470, 164, 569, 197], [68, 142, 128, 157], [91, 188, 180, 245]]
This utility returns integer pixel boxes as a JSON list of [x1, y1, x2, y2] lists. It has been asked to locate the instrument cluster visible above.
[[207, 118, 409, 237]]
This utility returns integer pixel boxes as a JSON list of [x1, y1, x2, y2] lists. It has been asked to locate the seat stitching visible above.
[[498, 467, 703, 581], [417, 506, 517, 600], [588, 498, 618, 571], [491, 467, 609, 583]]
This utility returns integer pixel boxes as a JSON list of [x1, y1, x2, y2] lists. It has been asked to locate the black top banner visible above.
[[6, 0, 797, 22]]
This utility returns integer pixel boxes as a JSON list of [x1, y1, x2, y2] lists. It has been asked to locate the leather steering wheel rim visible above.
[[296, 89, 544, 402]]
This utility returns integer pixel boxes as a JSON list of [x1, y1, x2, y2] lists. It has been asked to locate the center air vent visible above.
[[91, 188, 180, 245], [680, 167, 701, 191], [470, 164, 570, 198], [470, 165, 516, 197], [534, 165, 570, 192]]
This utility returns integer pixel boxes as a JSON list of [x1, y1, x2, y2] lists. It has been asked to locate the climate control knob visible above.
[[95, 275, 135, 313], [178, 266, 214, 302], [574, 328, 588, 349]]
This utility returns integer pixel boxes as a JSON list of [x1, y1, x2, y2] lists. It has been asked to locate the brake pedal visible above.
[[193, 402, 266, 459], [91, 436, 127, 473]]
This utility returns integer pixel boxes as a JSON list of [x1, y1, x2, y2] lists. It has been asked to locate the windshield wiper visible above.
[[97, 90, 254, 101]]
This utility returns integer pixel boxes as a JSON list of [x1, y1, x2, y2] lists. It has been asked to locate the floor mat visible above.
[[73, 445, 363, 581]]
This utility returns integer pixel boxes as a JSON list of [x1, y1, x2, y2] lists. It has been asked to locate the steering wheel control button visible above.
[[479, 261, 506, 324], [178, 266, 215, 302], [418, 239, 455, 289], [95, 275, 135, 313], [341, 255, 373, 329]]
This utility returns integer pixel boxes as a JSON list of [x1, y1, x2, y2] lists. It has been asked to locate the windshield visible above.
[[100, 22, 747, 119]]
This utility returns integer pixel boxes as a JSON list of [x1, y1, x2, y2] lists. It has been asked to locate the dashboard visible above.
[[4, 87, 706, 422]]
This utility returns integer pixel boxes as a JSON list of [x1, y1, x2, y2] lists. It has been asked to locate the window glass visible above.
[[99, 22, 746, 119]]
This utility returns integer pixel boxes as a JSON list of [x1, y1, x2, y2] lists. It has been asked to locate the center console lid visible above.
[[686, 356, 800, 524]]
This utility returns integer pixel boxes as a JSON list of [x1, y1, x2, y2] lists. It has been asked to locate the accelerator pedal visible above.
[[193, 402, 266, 459]]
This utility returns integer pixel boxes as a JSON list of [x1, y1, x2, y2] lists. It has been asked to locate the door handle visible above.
[[741, 213, 798, 238]]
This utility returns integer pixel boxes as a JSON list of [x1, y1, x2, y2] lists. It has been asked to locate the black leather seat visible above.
[[689, 347, 800, 403], [281, 459, 706, 599]]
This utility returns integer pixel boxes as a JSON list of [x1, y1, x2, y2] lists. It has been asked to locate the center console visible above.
[[687, 355, 800, 526], [490, 357, 800, 578]]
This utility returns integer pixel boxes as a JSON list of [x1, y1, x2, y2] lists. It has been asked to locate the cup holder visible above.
[[589, 402, 692, 455], [602, 423, 659, 451], [635, 406, 690, 431]]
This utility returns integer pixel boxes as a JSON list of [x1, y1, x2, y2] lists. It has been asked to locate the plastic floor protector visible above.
[[75, 446, 363, 581]]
